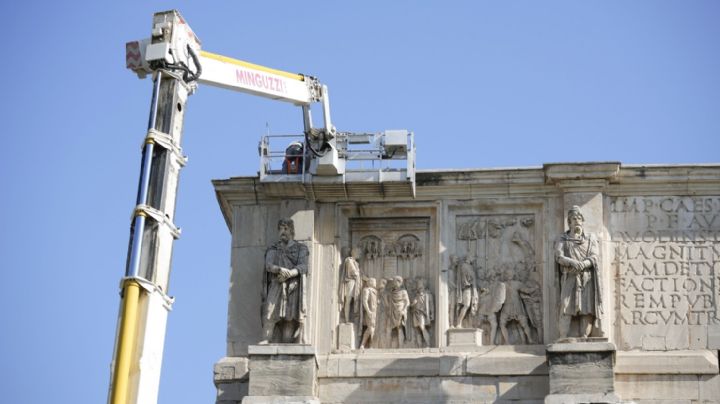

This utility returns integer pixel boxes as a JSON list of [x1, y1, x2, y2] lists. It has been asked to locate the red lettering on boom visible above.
[[235, 69, 288, 94]]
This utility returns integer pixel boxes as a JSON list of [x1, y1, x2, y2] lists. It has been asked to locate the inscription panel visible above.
[[609, 196, 720, 350]]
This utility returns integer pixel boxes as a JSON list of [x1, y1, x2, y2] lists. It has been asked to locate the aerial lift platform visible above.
[[110, 9, 415, 404]]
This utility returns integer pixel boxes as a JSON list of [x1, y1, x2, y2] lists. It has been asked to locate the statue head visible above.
[[567, 206, 584, 234], [487, 219, 503, 238], [415, 277, 426, 291], [392, 275, 404, 289], [277, 218, 295, 242], [501, 267, 515, 282], [365, 277, 376, 288]]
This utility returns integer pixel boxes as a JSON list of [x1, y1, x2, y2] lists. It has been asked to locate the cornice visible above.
[[212, 163, 720, 226]]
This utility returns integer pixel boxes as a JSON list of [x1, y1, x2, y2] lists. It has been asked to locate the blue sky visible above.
[[1, 1, 718, 403]]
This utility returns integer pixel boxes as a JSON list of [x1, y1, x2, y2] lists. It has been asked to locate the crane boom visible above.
[[111, 9, 414, 404], [112, 10, 336, 404], [198, 51, 319, 105], [127, 39, 320, 106]]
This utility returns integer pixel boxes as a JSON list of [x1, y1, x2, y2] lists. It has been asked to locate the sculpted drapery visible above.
[[555, 206, 603, 338], [261, 218, 309, 343]]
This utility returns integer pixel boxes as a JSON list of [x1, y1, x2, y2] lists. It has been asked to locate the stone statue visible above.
[[359, 277, 378, 349], [410, 277, 434, 347], [499, 266, 534, 344], [339, 247, 362, 323], [555, 205, 602, 339], [260, 218, 309, 344], [388, 276, 410, 348], [454, 256, 478, 328]]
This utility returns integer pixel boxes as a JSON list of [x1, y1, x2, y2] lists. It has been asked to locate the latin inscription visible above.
[[610, 197, 720, 329]]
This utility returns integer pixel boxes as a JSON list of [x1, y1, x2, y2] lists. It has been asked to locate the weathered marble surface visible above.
[[615, 349, 718, 374], [216, 347, 720, 403], [610, 196, 720, 351], [452, 213, 543, 345], [447, 328, 483, 347], [212, 162, 720, 403], [348, 217, 436, 349], [546, 341, 620, 403], [214, 357, 249, 403], [241, 397, 319, 404], [246, 345, 318, 398], [337, 323, 355, 352], [318, 347, 549, 403]]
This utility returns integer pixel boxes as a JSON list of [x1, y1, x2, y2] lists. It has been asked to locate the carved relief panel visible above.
[[346, 217, 434, 349], [451, 214, 542, 345]]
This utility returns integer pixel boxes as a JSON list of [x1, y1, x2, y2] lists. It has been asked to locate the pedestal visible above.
[[545, 340, 621, 404], [242, 345, 319, 404], [338, 323, 356, 352], [447, 328, 483, 347]]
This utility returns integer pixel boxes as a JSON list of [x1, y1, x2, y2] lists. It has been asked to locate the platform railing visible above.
[[259, 131, 415, 193]]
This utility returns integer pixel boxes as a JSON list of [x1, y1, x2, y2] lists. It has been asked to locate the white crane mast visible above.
[[110, 9, 414, 404]]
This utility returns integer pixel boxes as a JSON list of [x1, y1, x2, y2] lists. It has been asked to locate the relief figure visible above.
[[447, 256, 458, 328], [359, 277, 378, 349], [363, 238, 381, 260], [519, 271, 543, 341], [499, 266, 534, 344], [339, 247, 362, 323], [411, 277, 434, 347], [476, 266, 505, 344], [454, 256, 478, 328], [388, 276, 410, 348]]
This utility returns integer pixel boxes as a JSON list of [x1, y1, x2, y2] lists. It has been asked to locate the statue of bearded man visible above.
[[555, 206, 602, 339], [261, 218, 309, 344]]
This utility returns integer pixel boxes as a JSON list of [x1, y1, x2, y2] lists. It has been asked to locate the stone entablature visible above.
[[212, 162, 720, 403]]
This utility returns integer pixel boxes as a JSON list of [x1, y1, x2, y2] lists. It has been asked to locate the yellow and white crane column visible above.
[[109, 10, 197, 404]]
